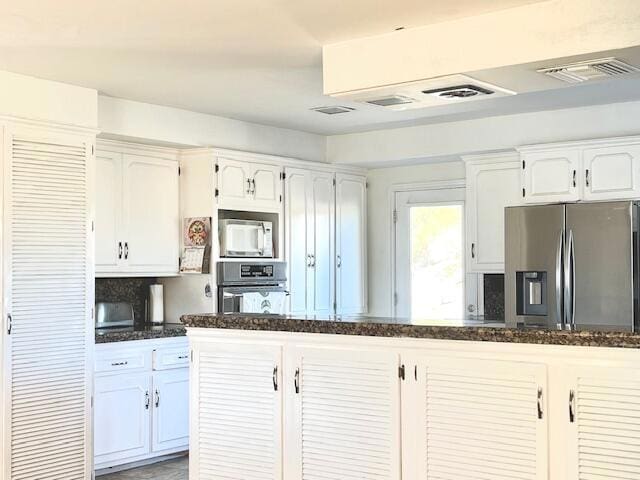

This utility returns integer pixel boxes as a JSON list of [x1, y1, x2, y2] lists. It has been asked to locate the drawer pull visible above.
[[177, 355, 189, 360], [111, 361, 129, 366]]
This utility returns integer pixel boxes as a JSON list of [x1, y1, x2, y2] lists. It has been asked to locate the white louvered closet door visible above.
[[566, 366, 640, 480], [290, 346, 401, 480], [191, 342, 283, 480], [5, 126, 94, 480], [406, 356, 548, 480]]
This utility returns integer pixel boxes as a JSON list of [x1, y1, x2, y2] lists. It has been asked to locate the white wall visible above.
[[328, 100, 640, 166], [0, 70, 97, 127], [98, 96, 326, 162], [366, 161, 465, 316]]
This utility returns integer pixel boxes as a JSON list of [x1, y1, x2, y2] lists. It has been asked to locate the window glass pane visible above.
[[410, 204, 463, 320]]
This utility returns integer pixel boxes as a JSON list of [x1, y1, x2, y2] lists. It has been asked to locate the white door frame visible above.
[[389, 179, 465, 317]]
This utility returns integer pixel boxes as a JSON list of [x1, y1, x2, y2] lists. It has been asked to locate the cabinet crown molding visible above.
[[517, 134, 640, 153]]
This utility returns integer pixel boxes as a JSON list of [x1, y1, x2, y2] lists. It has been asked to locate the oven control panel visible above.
[[240, 264, 274, 278]]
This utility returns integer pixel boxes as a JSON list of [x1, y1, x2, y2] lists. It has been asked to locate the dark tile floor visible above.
[[97, 456, 188, 480]]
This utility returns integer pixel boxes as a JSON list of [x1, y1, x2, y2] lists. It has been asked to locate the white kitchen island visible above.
[[184, 314, 640, 480]]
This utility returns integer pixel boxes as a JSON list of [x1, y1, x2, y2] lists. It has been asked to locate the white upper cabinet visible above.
[[216, 156, 282, 212], [583, 144, 640, 200], [520, 137, 640, 204], [122, 154, 179, 274], [465, 153, 521, 273], [336, 173, 367, 315], [96, 142, 179, 276], [95, 150, 122, 273], [521, 148, 581, 203], [284, 167, 335, 316]]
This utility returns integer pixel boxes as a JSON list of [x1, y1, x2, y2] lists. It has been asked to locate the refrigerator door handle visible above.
[[569, 229, 576, 329], [556, 229, 564, 330], [563, 229, 572, 330]]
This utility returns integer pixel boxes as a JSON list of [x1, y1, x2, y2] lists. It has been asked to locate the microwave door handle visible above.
[[257, 226, 265, 256]]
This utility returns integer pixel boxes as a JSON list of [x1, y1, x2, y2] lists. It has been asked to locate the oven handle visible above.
[[221, 286, 289, 295]]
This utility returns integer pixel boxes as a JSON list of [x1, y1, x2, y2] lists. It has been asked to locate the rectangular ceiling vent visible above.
[[311, 106, 355, 115], [538, 57, 640, 83], [365, 95, 416, 107]]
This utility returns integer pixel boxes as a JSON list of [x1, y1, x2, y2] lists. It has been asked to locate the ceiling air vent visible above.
[[422, 84, 494, 99], [538, 57, 640, 83], [365, 95, 416, 107], [311, 106, 355, 115]]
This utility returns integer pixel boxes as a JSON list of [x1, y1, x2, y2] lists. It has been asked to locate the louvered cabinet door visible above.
[[408, 357, 548, 480], [5, 127, 93, 480], [290, 346, 401, 480], [566, 366, 640, 480], [191, 342, 283, 480]]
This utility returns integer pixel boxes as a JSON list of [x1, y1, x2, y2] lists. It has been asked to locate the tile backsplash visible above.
[[483, 274, 505, 321], [95, 277, 157, 326]]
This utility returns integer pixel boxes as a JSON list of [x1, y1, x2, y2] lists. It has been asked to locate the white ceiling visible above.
[[3, 0, 637, 135]]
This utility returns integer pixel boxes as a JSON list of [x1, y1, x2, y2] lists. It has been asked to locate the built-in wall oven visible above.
[[217, 261, 288, 314]]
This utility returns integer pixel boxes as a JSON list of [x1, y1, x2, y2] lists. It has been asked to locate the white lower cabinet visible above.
[[95, 374, 152, 465], [188, 332, 640, 480], [191, 342, 283, 479], [152, 369, 190, 452], [288, 346, 401, 480], [564, 365, 640, 480], [401, 355, 548, 480], [94, 338, 189, 470]]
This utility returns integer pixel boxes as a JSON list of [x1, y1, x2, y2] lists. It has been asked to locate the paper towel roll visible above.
[[149, 284, 164, 324]]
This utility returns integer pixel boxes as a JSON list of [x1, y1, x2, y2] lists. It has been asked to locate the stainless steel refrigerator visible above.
[[505, 201, 639, 331]]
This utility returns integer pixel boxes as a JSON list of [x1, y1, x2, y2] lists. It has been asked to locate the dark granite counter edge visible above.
[[95, 325, 187, 344], [181, 315, 640, 349]]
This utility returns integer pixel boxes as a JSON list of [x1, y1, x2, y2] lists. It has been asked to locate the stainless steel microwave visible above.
[[219, 219, 274, 258]]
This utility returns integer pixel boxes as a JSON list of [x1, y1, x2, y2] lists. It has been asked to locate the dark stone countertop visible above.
[[180, 313, 640, 349], [95, 323, 187, 344]]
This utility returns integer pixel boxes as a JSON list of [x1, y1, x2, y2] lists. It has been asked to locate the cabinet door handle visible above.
[[272, 366, 278, 391], [124, 242, 129, 260], [294, 368, 300, 394], [118, 242, 123, 259], [537, 387, 544, 420], [6, 314, 12, 335], [336, 254, 342, 268], [585, 169, 590, 187], [251, 178, 256, 195], [306, 254, 312, 267], [145, 391, 150, 410], [246, 179, 252, 194], [569, 389, 576, 423], [310, 254, 316, 268], [154, 389, 160, 408], [471, 243, 476, 259], [572, 170, 577, 188]]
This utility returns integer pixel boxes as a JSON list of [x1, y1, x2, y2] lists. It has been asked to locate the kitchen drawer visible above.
[[96, 349, 151, 374], [153, 347, 190, 370]]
